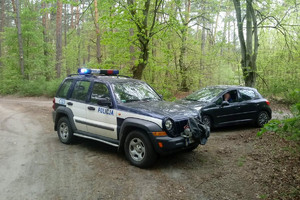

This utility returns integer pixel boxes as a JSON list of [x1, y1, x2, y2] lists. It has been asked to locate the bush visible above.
[[257, 102, 300, 141], [0, 78, 61, 97]]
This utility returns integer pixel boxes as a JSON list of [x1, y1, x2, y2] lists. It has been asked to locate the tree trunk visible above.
[[71, 4, 74, 29], [76, 1, 81, 67], [64, 4, 67, 47], [56, 0, 63, 78], [12, 0, 24, 77], [133, 42, 149, 79], [42, 2, 48, 56], [87, 44, 90, 62], [233, 0, 258, 87], [178, 0, 190, 91], [129, 28, 136, 70], [0, 0, 5, 68], [94, 0, 101, 64]]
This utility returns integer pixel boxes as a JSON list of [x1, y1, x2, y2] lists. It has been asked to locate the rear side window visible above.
[[57, 79, 73, 98], [71, 81, 91, 102], [239, 89, 258, 101]]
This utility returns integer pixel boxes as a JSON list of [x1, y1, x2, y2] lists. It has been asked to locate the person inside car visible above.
[[224, 93, 233, 103]]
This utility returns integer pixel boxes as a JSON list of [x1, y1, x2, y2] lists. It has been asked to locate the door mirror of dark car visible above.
[[97, 98, 112, 108], [221, 101, 230, 107], [159, 94, 163, 100]]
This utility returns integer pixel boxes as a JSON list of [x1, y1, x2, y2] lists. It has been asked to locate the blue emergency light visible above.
[[77, 68, 119, 75]]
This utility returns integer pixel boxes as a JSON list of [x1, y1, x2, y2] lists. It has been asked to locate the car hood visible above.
[[176, 99, 209, 111], [118, 101, 199, 121]]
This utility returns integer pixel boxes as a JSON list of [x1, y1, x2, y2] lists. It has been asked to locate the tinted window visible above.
[[239, 89, 258, 101], [90, 82, 110, 104], [71, 81, 90, 102], [185, 88, 224, 102], [57, 79, 73, 98]]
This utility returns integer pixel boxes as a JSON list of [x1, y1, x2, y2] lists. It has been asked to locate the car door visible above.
[[67, 80, 91, 132], [211, 90, 242, 125], [85, 82, 118, 139], [237, 89, 260, 122]]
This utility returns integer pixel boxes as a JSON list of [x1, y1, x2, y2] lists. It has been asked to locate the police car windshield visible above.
[[112, 82, 161, 103], [185, 88, 224, 102]]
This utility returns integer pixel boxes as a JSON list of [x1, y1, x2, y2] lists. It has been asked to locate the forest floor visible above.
[[0, 96, 299, 200]]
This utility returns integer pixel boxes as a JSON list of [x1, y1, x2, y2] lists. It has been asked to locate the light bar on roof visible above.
[[77, 68, 119, 75]]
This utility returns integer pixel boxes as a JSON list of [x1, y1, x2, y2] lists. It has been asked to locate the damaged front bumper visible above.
[[151, 135, 198, 155]]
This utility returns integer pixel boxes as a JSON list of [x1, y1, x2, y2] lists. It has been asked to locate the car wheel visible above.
[[124, 130, 157, 168], [57, 117, 74, 144], [202, 115, 212, 128], [183, 143, 199, 152], [257, 111, 270, 128]]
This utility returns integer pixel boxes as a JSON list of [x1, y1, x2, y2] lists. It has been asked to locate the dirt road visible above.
[[0, 97, 298, 200]]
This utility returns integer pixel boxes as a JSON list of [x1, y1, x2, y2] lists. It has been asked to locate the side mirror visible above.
[[97, 98, 112, 108], [221, 101, 230, 107], [159, 94, 163, 100]]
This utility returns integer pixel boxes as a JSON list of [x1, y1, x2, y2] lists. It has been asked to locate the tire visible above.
[[183, 143, 199, 152], [257, 111, 270, 128], [202, 115, 212, 128], [57, 117, 74, 144], [124, 130, 157, 168]]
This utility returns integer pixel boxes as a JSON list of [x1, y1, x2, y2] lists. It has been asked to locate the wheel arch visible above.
[[201, 112, 215, 127], [54, 107, 76, 131], [118, 118, 163, 152]]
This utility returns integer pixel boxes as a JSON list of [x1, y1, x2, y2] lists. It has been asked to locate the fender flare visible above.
[[118, 118, 163, 151], [54, 107, 76, 131]]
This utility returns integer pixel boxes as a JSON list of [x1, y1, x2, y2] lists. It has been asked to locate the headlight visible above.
[[165, 119, 173, 131]]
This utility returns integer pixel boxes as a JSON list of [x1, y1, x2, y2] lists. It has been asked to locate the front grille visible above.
[[168, 119, 188, 137]]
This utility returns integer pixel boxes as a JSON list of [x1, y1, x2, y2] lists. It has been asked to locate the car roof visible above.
[[65, 74, 144, 84], [204, 85, 257, 91]]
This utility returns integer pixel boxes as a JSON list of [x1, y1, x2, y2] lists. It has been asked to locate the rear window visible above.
[[57, 79, 73, 98], [70, 81, 91, 102]]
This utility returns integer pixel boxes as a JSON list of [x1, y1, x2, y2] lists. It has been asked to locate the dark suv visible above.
[[52, 68, 209, 168]]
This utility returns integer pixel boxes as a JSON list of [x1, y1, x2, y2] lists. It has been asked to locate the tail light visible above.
[[266, 100, 270, 105], [52, 98, 55, 110]]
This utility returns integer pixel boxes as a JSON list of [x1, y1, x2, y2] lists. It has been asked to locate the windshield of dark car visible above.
[[185, 88, 224, 102], [112, 81, 161, 103]]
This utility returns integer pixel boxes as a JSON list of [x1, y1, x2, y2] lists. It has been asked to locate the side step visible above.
[[73, 133, 119, 147]]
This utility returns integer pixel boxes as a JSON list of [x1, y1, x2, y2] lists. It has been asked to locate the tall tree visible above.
[[0, 0, 5, 68], [233, 0, 258, 87], [56, 0, 63, 78], [127, 0, 163, 79], [94, 0, 101, 64], [42, 1, 48, 57], [178, 0, 191, 91], [12, 0, 25, 76]]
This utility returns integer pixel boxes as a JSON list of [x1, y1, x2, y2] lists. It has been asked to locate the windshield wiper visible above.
[[141, 98, 158, 101], [124, 99, 141, 103], [185, 98, 198, 101]]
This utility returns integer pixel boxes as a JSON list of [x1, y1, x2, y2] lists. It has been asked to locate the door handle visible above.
[[67, 102, 73, 106], [88, 106, 95, 111]]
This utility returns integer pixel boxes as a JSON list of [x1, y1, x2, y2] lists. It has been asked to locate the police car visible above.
[[52, 68, 209, 168]]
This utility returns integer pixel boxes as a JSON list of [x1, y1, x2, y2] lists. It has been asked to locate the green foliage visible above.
[[257, 102, 300, 141], [0, 0, 299, 105], [0, 78, 61, 97]]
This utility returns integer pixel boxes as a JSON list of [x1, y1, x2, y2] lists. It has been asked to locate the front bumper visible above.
[[151, 135, 198, 155]]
